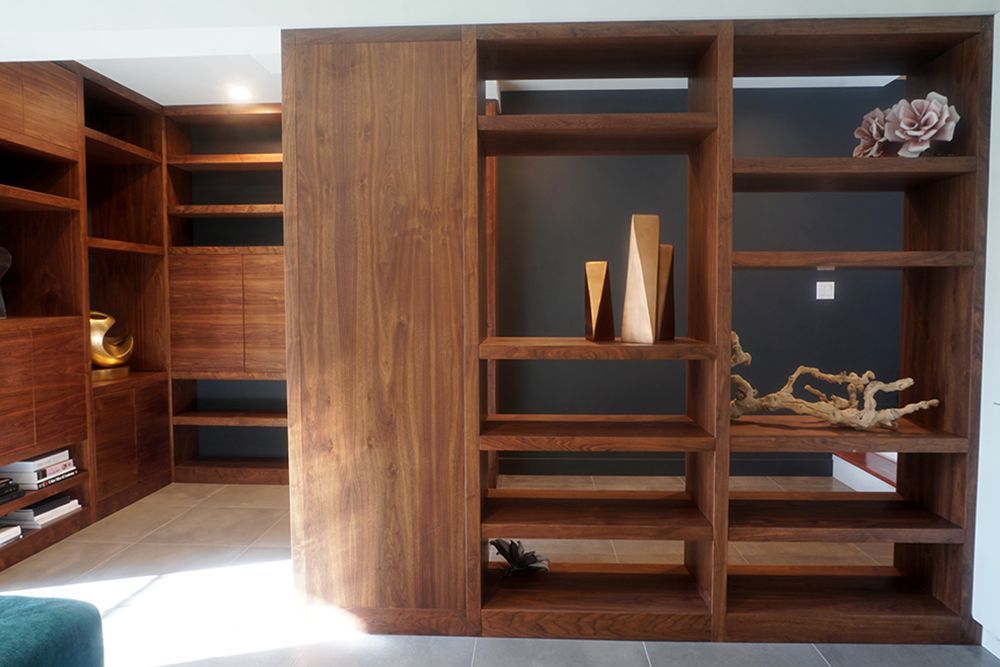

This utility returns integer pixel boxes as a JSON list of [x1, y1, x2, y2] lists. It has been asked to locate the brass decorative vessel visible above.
[[90, 311, 134, 380]]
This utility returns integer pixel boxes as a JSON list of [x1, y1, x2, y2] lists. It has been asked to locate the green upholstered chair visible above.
[[0, 596, 103, 666]]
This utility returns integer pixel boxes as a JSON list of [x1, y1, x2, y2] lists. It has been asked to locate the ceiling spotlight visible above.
[[226, 84, 253, 103]]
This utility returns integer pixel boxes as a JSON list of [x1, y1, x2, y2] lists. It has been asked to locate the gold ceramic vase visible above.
[[90, 311, 134, 380]]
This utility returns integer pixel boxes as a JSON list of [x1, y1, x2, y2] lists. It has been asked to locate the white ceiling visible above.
[[0, 1, 994, 105]]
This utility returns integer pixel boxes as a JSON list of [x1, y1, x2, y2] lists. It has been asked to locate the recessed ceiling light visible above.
[[226, 84, 253, 102]]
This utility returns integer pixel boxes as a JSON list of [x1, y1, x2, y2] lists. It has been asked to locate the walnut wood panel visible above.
[[168, 153, 282, 171], [480, 414, 714, 451], [730, 415, 968, 452], [243, 254, 286, 374], [482, 565, 711, 640], [169, 254, 244, 373], [479, 336, 716, 360], [0, 330, 36, 456], [0, 64, 22, 139], [86, 161, 164, 246], [165, 104, 282, 126], [173, 458, 288, 484], [93, 388, 137, 502], [0, 184, 78, 212], [84, 127, 161, 165], [88, 238, 163, 255], [21, 63, 80, 152], [0, 213, 82, 317], [31, 323, 87, 450], [172, 410, 287, 427], [733, 251, 974, 269], [135, 381, 171, 482], [284, 31, 468, 619], [733, 157, 977, 192], [168, 204, 282, 218]]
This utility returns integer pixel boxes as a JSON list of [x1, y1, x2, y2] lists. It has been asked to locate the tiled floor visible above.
[[0, 478, 995, 666]]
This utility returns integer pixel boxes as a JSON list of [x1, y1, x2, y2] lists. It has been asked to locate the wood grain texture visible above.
[[168, 204, 283, 218], [165, 103, 282, 126], [173, 458, 288, 484], [0, 329, 37, 457], [87, 237, 163, 255], [284, 32, 469, 616], [481, 414, 714, 451], [0, 183, 78, 212], [169, 253, 244, 373], [172, 410, 288, 427], [733, 157, 977, 192], [168, 153, 282, 171], [243, 254, 286, 374], [93, 388, 138, 502], [31, 322, 87, 450], [730, 415, 968, 452], [733, 251, 974, 269], [479, 112, 716, 155], [479, 336, 716, 360], [21, 63, 80, 152], [84, 127, 161, 164], [0, 64, 23, 139]]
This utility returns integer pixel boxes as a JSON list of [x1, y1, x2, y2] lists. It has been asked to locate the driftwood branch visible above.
[[730, 332, 938, 431]]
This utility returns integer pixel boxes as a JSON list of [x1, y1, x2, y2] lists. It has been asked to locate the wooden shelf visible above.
[[0, 507, 88, 570], [168, 204, 283, 219], [482, 564, 711, 640], [478, 112, 716, 155], [84, 127, 161, 165], [481, 414, 714, 451], [165, 104, 282, 126], [170, 370, 286, 381], [0, 315, 82, 331], [0, 471, 88, 519], [483, 491, 711, 540], [733, 157, 977, 192], [169, 245, 283, 256], [172, 410, 288, 427], [0, 129, 78, 163], [726, 569, 964, 643], [729, 496, 963, 543], [732, 251, 974, 269], [479, 336, 716, 360], [173, 457, 288, 485], [87, 237, 164, 255], [92, 370, 168, 395], [169, 153, 282, 171], [730, 415, 968, 453], [0, 183, 79, 212]]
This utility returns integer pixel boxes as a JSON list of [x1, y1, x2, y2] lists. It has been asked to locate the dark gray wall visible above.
[[497, 82, 905, 476]]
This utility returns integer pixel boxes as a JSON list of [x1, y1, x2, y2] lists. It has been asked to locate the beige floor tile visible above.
[[592, 476, 685, 491], [67, 503, 192, 544], [770, 476, 853, 492], [855, 541, 895, 566], [498, 475, 595, 490], [251, 513, 290, 548], [733, 541, 873, 566], [141, 507, 287, 546], [488, 538, 616, 564], [728, 476, 783, 491], [134, 483, 225, 507], [231, 546, 293, 567], [0, 540, 128, 591], [80, 542, 246, 581], [199, 485, 290, 510], [612, 540, 684, 564]]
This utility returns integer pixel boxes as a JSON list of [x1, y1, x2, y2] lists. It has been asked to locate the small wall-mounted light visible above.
[[226, 84, 253, 103], [816, 281, 836, 300]]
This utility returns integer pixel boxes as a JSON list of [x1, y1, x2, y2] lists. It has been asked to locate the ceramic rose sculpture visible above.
[[853, 91, 960, 158]]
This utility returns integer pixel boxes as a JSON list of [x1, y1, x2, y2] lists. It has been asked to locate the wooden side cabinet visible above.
[[169, 248, 285, 377]]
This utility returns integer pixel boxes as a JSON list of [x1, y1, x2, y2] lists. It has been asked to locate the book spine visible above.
[[0, 450, 70, 473], [20, 469, 77, 491]]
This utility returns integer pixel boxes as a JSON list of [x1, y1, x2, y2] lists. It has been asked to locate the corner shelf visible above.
[[479, 336, 716, 360], [730, 415, 968, 452], [733, 156, 977, 192], [172, 410, 288, 427], [478, 112, 717, 155], [84, 127, 161, 165], [482, 563, 711, 640], [168, 204, 283, 219], [87, 237, 164, 255], [0, 183, 79, 212], [168, 153, 283, 172], [481, 414, 714, 451], [732, 251, 974, 269]]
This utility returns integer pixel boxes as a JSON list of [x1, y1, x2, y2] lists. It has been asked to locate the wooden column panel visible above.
[[0, 64, 23, 137], [284, 28, 471, 634], [94, 389, 138, 502], [135, 381, 171, 479], [21, 63, 80, 152], [169, 254, 245, 373], [0, 329, 35, 456], [31, 322, 87, 450], [243, 254, 286, 374]]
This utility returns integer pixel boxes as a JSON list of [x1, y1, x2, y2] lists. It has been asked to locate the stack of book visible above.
[[0, 450, 78, 491], [0, 478, 24, 505], [0, 524, 21, 547], [1, 495, 81, 530]]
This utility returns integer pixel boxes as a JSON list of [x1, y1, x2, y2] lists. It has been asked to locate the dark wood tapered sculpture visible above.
[[656, 244, 675, 340], [585, 260, 614, 341]]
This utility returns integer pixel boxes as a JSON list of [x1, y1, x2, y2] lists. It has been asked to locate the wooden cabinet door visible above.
[[243, 254, 286, 374], [0, 63, 23, 138], [170, 254, 245, 373], [0, 329, 35, 457], [31, 323, 87, 450], [20, 63, 79, 152], [93, 389, 137, 502], [135, 382, 170, 479]]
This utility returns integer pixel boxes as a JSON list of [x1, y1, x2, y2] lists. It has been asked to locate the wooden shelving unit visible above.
[[480, 415, 715, 452], [733, 250, 975, 269], [0, 184, 79, 212], [165, 103, 287, 484], [479, 336, 716, 360], [733, 156, 977, 191]]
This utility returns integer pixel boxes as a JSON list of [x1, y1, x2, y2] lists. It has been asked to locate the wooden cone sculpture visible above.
[[655, 244, 675, 340], [621, 214, 660, 343], [584, 261, 614, 341]]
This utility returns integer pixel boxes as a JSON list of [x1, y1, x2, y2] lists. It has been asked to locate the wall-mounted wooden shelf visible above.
[[168, 153, 283, 171], [168, 204, 283, 219], [733, 156, 977, 192], [165, 103, 282, 126], [0, 472, 89, 519], [87, 237, 164, 255], [479, 112, 717, 155], [0, 130, 78, 163], [0, 183, 79, 212], [0, 315, 82, 331], [169, 245, 283, 255], [91, 370, 168, 394], [84, 127, 161, 165], [481, 415, 714, 451], [173, 457, 288, 484], [730, 415, 968, 452], [172, 410, 288, 427], [479, 336, 716, 360], [0, 507, 89, 570], [732, 251, 975, 269]]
